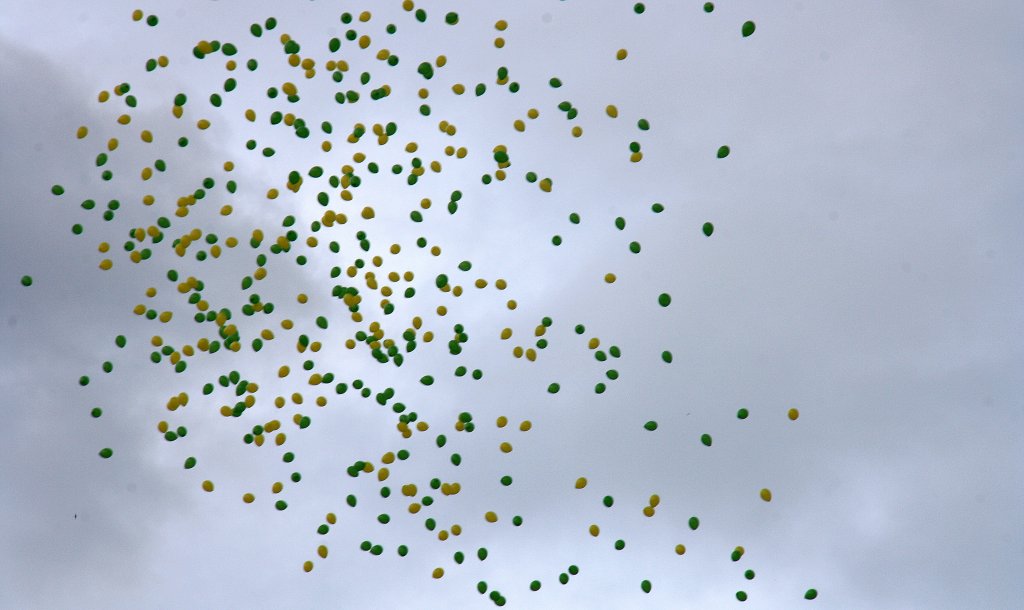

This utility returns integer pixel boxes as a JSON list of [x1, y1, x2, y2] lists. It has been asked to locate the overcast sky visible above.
[[1, 1, 1021, 609]]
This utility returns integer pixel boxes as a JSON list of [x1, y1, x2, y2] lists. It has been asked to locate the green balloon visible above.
[[658, 293, 671, 307], [661, 351, 673, 363], [547, 383, 560, 394], [90, 408, 102, 418], [20, 275, 32, 287], [736, 591, 748, 601], [644, 420, 658, 431], [614, 539, 625, 550], [689, 516, 700, 530], [745, 569, 755, 580], [530, 580, 541, 591], [701, 433, 713, 446], [716, 145, 730, 158], [703, 222, 715, 237], [603, 495, 615, 507], [641, 580, 652, 593], [742, 21, 756, 37], [704, 2, 715, 12], [98, 448, 113, 458], [804, 589, 818, 600], [275, 500, 288, 510], [737, 408, 749, 419]]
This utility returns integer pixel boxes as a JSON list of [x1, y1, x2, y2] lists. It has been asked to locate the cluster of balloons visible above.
[[37, 1, 824, 605]]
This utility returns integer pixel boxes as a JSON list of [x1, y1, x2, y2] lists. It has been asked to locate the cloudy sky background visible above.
[[1, 1, 1021, 608]]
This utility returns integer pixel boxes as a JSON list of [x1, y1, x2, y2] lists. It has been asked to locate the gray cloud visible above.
[[1, 1, 1022, 609]]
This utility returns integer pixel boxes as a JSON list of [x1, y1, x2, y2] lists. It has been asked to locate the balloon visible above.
[[760, 488, 772, 502], [703, 222, 715, 236], [788, 408, 800, 420], [742, 21, 756, 37]]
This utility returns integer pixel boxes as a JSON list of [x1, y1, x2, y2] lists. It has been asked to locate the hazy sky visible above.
[[1, 1, 1022, 609]]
